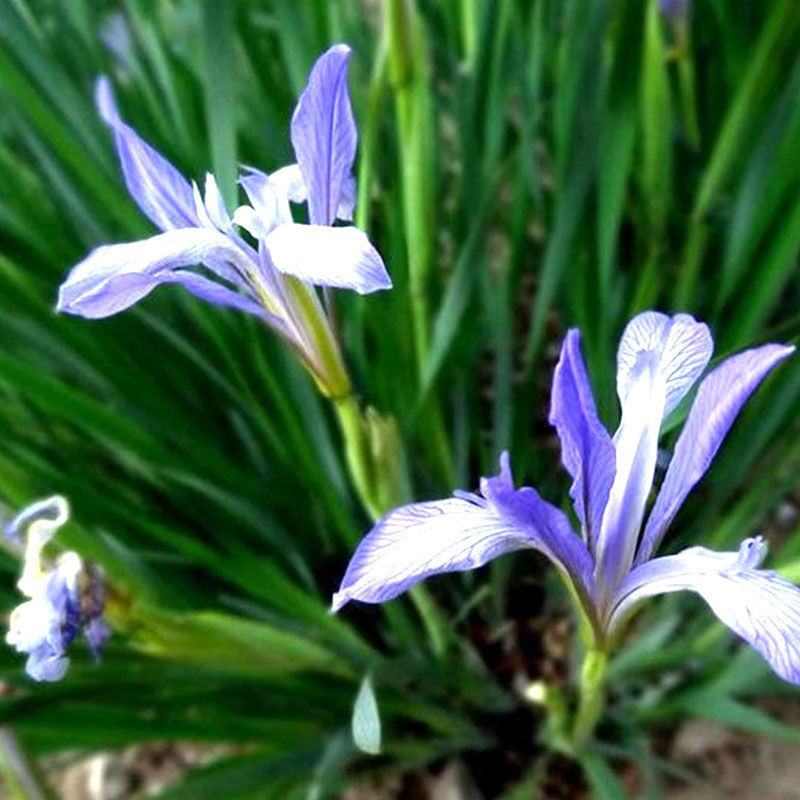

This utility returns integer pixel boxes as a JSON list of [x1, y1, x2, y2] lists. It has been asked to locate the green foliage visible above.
[[1, 0, 800, 795]]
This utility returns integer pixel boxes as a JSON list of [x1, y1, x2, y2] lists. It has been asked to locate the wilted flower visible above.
[[4, 497, 109, 682], [57, 45, 390, 398], [334, 312, 800, 685]]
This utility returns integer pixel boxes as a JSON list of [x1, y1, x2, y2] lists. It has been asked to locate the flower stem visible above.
[[571, 648, 608, 750], [333, 394, 383, 524]]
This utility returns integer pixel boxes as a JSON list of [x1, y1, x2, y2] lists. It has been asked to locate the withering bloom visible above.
[[334, 312, 800, 684], [57, 45, 390, 397], [4, 497, 109, 682]]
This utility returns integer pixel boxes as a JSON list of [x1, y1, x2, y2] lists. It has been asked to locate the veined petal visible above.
[[549, 330, 615, 545], [616, 312, 713, 418], [596, 313, 712, 589], [637, 344, 794, 563], [332, 497, 536, 611], [57, 228, 252, 318], [610, 538, 800, 685], [265, 223, 391, 294], [333, 454, 594, 612], [291, 45, 357, 226], [95, 77, 199, 231]]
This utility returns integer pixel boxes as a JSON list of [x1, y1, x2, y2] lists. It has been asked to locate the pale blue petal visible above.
[[265, 223, 391, 294], [616, 312, 713, 418], [95, 77, 199, 231], [611, 538, 800, 685], [26, 645, 69, 682], [270, 163, 307, 204], [240, 170, 290, 234], [334, 454, 594, 611], [57, 228, 251, 318], [549, 329, 615, 546], [332, 497, 536, 611], [637, 344, 794, 563], [290, 45, 357, 226], [596, 313, 713, 589], [270, 163, 354, 221]]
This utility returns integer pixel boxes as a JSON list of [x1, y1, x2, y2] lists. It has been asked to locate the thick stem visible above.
[[334, 394, 383, 523], [571, 648, 608, 750]]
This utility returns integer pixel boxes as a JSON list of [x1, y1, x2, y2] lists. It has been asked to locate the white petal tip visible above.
[[330, 592, 349, 614]]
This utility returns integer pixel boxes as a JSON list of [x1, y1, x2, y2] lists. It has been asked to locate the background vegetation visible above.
[[1, 0, 800, 796]]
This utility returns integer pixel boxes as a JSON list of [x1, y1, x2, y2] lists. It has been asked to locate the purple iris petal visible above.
[[291, 45, 357, 226], [333, 454, 593, 612], [597, 313, 712, 588], [96, 77, 199, 232], [611, 538, 800, 685], [165, 271, 269, 319], [637, 344, 795, 564], [265, 223, 391, 294], [57, 228, 255, 318], [549, 329, 615, 546], [26, 645, 70, 683]]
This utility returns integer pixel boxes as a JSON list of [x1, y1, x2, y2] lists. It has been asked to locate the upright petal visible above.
[[596, 313, 712, 590], [334, 455, 593, 611], [57, 229, 255, 318], [265, 223, 391, 294], [96, 77, 199, 231], [269, 164, 308, 204], [637, 344, 794, 563], [270, 163, 355, 221], [549, 330, 615, 546], [240, 170, 291, 235], [610, 539, 800, 685], [616, 312, 713, 418], [290, 45, 357, 226]]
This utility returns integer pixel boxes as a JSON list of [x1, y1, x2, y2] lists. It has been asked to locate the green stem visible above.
[[571, 648, 608, 750], [334, 394, 383, 523]]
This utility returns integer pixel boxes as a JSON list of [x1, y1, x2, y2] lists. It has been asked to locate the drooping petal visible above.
[[95, 77, 199, 231], [549, 330, 615, 546], [57, 228, 253, 318], [610, 538, 800, 685], [265, 223, 391, 294], [25, 645, 70, 682], [637, 344, 795, 563], [596, 313, 713, 589], [333, 454, 594, 611], [479, 453, 596, 591], [332, 497, 536, 611], [290, 45, 357, 226], [165, 271, 270, 319]]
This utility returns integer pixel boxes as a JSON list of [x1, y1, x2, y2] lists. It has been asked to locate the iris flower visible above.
[[334, 313, 800, 685], [4, 497, 108, 682], [57, 45, 390, 397]]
